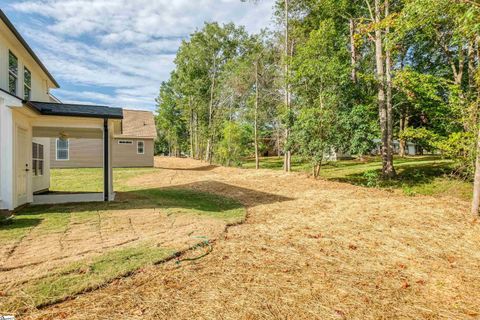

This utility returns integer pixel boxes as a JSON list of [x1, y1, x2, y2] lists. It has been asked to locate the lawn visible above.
[[50, 167, 160, 193], [243, 155, 472, 200], [0, 168, 246, 314]]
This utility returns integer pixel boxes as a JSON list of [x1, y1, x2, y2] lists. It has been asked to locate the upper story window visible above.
[[137, 141, 145, 154], [32, 142, 44, 176], [56, 138, 69, 160], [9, 51, 18, 95], [24, 67, 31, 101]]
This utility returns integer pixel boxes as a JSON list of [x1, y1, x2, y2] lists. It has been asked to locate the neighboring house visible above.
[[372, 139, 417, 155], [50, 109, 157, 168], [0, 10, 123, 211]]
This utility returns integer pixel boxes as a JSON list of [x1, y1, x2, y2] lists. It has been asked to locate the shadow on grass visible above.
[[331, 161, 454, 189], [0, 217, 43, 231], [18, 181, 294, 216], [156, 165, 218, 171]]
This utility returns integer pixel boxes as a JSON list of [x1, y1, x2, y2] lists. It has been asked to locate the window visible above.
[[9, 51, 18, 95], [24, 67, 31, 100], [118, 140, 133, 145], [137, 141, 145, 154], [56, 138, 69, 160], [32, 143, 44, 176]]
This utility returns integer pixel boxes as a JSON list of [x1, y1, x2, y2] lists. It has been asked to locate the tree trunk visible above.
[[206, 54, 217, 163], [384, 0, 396, 176], [313, 162, 322, 179], [468, 40, 476, 91], [189, 99, 194, 158], [283, 0, 291, 172], [276, 121, 281, 157], [254, 60, 260, 170], [472, 126, 480, 219], [399, 111, 408, 157], [374, 0, 392, 178], [471, 37, 480, 220], [349, 18, 357, 83], [194, 111, 199, 159]]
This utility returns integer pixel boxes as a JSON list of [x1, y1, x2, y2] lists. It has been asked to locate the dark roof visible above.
[[0, 10, 60, 88], [0, 87, 23, 101], [26, 101, 123, 119]]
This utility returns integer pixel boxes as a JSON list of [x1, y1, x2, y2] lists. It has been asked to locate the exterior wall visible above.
[[49, 138, 154, 168], [32, 137, 50, 193], [50, 138, 103, 168], [0, 96, 16, 210], [113, 138, 154, 167], [0, 22, 53, 102]]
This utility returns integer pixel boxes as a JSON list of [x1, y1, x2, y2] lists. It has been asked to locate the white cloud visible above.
[[10, 0, 275, 111]]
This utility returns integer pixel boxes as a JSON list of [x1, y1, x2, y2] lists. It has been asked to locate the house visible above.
[[372, 139, 417, 155], [0, 10, 123, 212], [49, 109, 157, 168]]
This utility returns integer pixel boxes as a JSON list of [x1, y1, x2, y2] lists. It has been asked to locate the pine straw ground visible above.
[[22, 157, 480, 319]]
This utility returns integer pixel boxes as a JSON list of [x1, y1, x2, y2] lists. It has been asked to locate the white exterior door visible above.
[[16, 127, 28, 206]]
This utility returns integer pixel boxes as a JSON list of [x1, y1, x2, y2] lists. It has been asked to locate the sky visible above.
[[2, 0, 275, 111]]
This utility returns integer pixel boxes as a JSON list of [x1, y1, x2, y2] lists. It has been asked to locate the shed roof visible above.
[[119, 109, 157, 138], [26, 101, 123, 119]]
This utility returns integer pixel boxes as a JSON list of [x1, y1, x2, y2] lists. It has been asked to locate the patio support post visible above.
[[103, 118, 109, 202]]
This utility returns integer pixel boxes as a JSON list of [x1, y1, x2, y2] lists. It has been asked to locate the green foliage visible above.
[[291, 19, 349, 168], [362, 169, 381, 188], [435, 132, 476, 177], [156, 80, 188, 156], [153, 0, 479, 183], [400, 127, 439, 152], [216, 121, 251, 166], [344, 104, 379, 156]]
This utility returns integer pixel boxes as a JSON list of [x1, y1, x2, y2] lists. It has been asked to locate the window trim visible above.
[[8, 50, 18, 96], [24, 66, 31, 101], [137, 140, 145, 155], [56, 138, 70, 161], [32, 142, 44, 176]]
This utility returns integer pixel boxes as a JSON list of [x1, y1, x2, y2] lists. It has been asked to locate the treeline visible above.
[[156, 1, 480, 211]]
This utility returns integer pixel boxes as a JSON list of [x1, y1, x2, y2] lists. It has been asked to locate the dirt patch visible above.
[[19, 157, 480, 319]]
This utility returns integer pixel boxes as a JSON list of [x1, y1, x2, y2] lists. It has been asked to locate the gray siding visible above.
[[113, 139, 154, 167], [50, 139, 102, 168], [50, 138, 154, 168]]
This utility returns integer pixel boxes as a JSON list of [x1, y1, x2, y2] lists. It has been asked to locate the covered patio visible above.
[[22, 101, 122, 206]]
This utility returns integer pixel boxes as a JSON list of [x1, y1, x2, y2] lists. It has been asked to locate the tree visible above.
[[291, 19, 350, 177], [155, 80, 188, 157]]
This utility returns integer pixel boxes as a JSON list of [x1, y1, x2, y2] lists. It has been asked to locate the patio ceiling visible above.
[[32, 127, 103, 139]]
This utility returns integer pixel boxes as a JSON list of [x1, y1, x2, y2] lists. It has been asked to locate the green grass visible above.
[[7, 245, 174, 310], [243, 155, 472, 200], [2, 188, 245, 243], [50, 167, 159, 193]]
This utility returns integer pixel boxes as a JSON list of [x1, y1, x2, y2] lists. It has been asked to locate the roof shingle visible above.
[[119, 109, 157, 139]]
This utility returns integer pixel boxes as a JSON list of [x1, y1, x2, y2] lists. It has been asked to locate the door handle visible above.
[[25, 169, 30, 172]]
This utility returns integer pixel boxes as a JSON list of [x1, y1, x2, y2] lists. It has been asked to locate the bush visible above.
[[435, 131, 475, 178], [362, 170, 381, 187]]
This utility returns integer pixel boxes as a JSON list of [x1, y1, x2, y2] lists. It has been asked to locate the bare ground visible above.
[[22, 157, 480, 319]]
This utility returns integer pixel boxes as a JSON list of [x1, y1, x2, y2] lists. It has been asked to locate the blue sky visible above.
[[2, 0, 275, 111]]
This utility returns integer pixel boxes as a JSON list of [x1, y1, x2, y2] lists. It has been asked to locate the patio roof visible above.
[[26, 101, 124, 119]]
